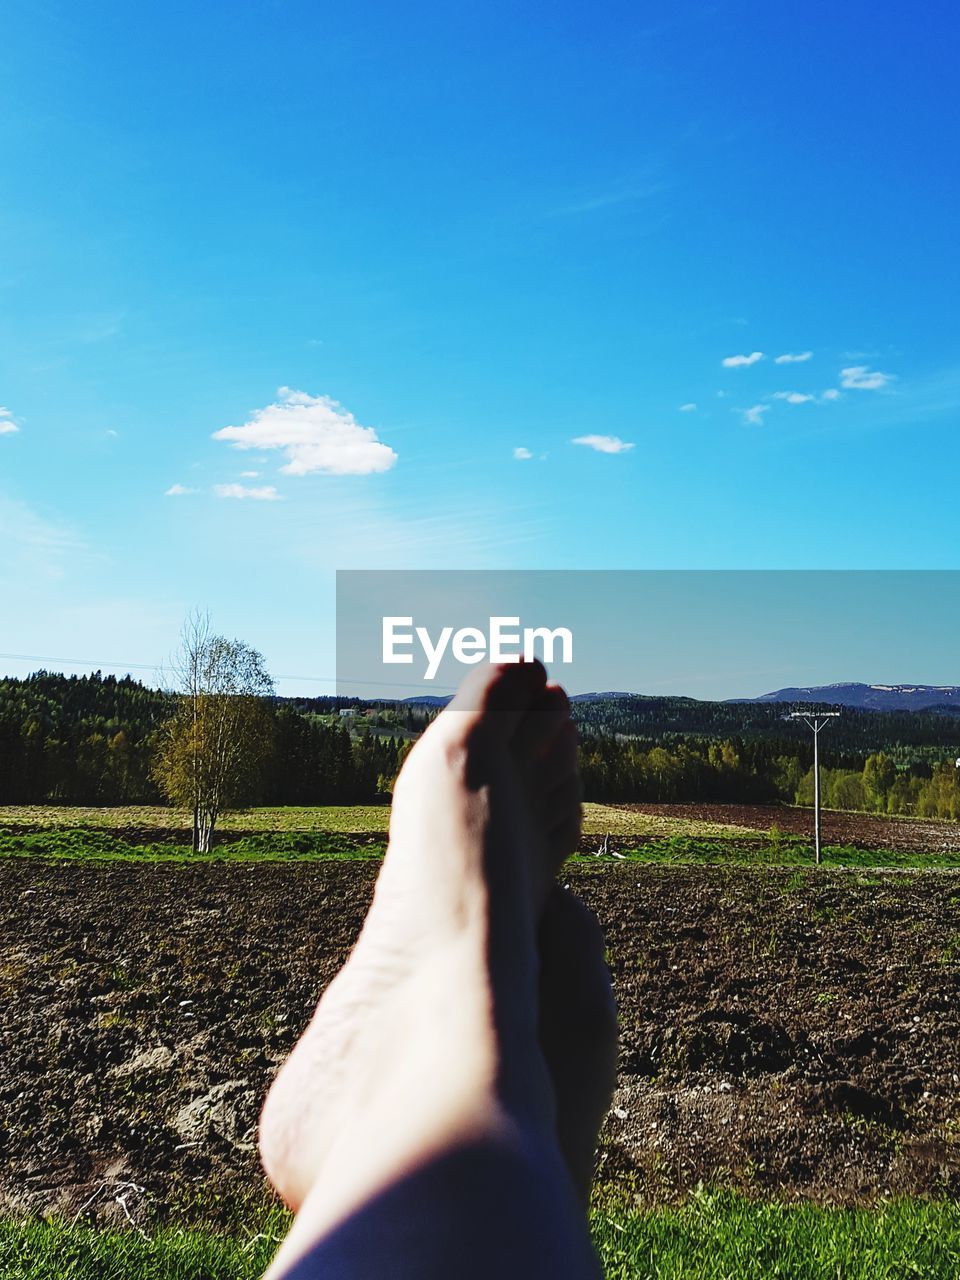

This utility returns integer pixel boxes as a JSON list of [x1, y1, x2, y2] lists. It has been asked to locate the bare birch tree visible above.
[[154, 612, 275, 851]]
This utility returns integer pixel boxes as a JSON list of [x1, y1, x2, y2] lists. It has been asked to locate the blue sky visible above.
[[1, 1, 958, 695]]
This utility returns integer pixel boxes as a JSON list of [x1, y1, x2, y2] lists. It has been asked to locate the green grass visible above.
[[3, 1194, 959, 1279], [592, 1190, 960, 1278], [2, 827, 958, 870], [0, 828, 385, 863], [601, 836, 960, 871], [0, 1214, 285, 1279]]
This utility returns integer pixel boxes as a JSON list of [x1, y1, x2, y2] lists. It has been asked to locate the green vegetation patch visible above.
[[583, 836, 960, 870], [0, 828, 385, 863], [3, 1194, 959, 1280], [4, 827, 958, 870], [0, 1214, 285, 1280]]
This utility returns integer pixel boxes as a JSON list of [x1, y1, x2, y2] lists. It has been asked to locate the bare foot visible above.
[[258, 661, 588, 1221]]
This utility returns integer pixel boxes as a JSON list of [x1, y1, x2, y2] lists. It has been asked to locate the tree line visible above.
[[577, 735, 960, 819], [0, 670, 402, 812], [2, 668, 958, 821]]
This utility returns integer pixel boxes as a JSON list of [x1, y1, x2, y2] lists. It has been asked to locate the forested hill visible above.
[[1, 671, 958, 811], [570, 694, 960, 763]]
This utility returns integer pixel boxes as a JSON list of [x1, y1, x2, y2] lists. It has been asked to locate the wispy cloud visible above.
[[772, 391, 815, 405], [774, 351, 813, 364], [164, 484, 196, 497], [840, 366, 895, 391], [679, 402, 697, 412], [72, 310, 125, 345], [722, 352, 764, 368], [821, 388, 842, 401], [213, 388, 398, 476], [214, 483, 282, 501], [0, 406, 20, 435], [551, 179, 669, 217], [0, 497, 86, 582], [571, 434, 635, 454], [513, 447, 533, 460], [240, 470, 260, 478], [741, 404, 770, 426]]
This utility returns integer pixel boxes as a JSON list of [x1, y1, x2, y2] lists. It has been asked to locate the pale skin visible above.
[[257, 660, 617, 1279]]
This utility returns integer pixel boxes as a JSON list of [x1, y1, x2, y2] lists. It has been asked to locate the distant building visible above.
[[339, 708, 354, 718]]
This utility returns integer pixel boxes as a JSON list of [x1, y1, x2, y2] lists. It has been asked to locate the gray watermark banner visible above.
[[335, 570, 960, 705]]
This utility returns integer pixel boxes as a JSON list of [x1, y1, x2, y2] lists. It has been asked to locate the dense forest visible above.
[[0, 672, 402, 807], [1, 672, 958, 817], [577, 735, 960, 818]]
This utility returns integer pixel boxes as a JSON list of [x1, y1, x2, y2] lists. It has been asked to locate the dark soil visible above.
[[2, 859, 959, 1227]]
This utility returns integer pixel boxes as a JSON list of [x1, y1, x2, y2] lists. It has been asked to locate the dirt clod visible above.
[[2, 857, 959, 1223]]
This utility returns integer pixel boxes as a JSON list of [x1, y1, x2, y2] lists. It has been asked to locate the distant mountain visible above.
[[569, 691, 636, 702], [738, 683, 960, 713]]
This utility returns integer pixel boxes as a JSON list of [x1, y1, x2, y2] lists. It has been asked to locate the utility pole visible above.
[[788, 711, 841, 865]]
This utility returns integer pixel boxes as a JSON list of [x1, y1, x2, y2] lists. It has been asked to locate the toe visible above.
[[512, 684, 572, 763], [448, 659, 548, 735]]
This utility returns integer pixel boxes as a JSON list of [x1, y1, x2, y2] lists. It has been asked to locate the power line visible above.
[[0, 651, 163, 673], [0, 652, 457, 693]]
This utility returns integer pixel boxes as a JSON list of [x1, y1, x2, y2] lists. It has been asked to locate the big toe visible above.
[[447, 659, 549, 738]]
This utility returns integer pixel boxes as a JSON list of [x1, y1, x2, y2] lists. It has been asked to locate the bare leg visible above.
[[259, 662, 613, 1279]]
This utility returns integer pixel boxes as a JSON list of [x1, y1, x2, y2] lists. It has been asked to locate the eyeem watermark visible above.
[[338, 569, 960, 705], [383, 616, 574, 680]]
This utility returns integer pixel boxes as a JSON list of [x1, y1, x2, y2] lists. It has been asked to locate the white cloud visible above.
[[214, 483, 282, 501], [679, 402, 697, 412], [0, 406, 20, 435], [772, 391, 815, 405], [213, 388, 398, 476], [104, 429, 119, 439], [164, 484, 196, 497], [840, 365, 895, 391], [821, 388, 842, 401], [513, 447, 533, 460], [240, 470, 260, 477], [571, 434, 635, 454], [774, 351, 813, 364], [722, 352, 764, 368], [741, 404, 770, 426]]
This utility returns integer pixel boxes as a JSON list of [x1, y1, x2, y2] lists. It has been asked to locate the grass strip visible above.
[[593, 1189, 960, 1279], [2, 1194, 959, 1279], [2, 827, 958, 870]]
